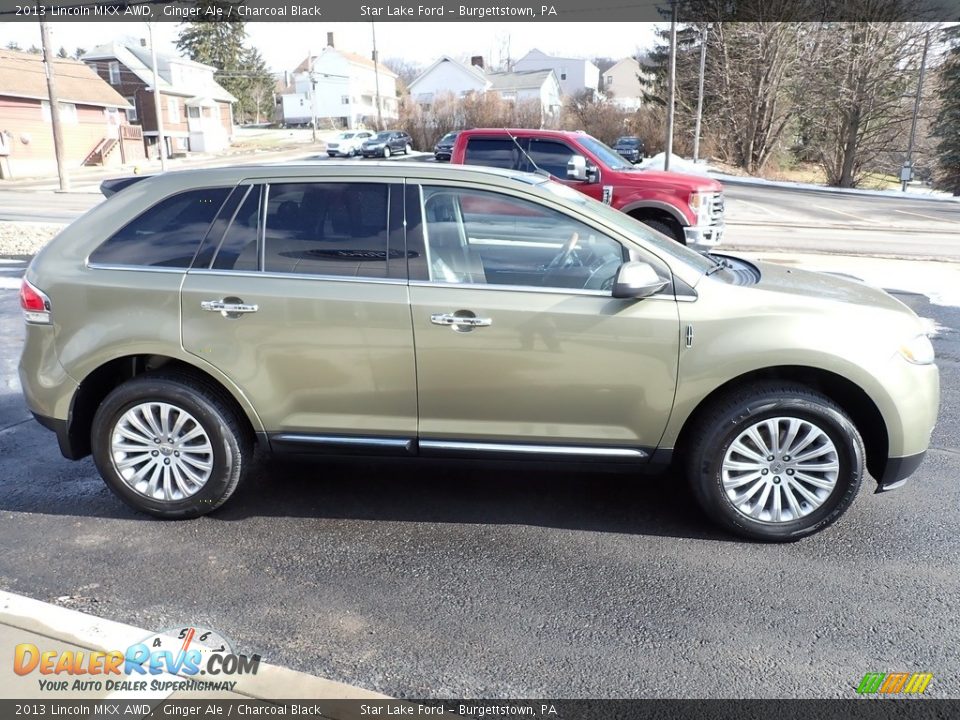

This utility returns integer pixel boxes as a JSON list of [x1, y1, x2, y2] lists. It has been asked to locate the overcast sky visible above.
[[0, 21, 659, 71]]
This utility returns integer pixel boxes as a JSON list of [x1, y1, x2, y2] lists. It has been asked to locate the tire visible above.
[[640, 218, 686, 245], [405, 143, 412, 155], [684, 382, 864, 542], [383, 146, 391, 158], [91, 373, 251, 519]]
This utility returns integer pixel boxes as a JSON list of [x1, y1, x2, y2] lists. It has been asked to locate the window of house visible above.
[[167, 97, 180, 123], [89, 187, 231, 268], [40, 101, 77, 124], [261, 182, 391, 278], [108, 61, 120, 84], [187, 106, 201, 119], [606, 75, 613, 87], [341, 95, 350, 105], [125, 97, 138, 122], [560, 68, 567, 80]]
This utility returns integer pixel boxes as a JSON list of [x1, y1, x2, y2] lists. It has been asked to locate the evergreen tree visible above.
[[240, 47, 276, 124], [57, 47, 69, 59], [933, 25, 960, 195], [176, 4, 251, 117]]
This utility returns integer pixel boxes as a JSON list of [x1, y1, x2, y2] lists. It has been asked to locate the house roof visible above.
[[0, 49, 131, 109], [487, 69, 557, 91], [83, 42, 236, 102], [518, 48, 599, 69], [408, 55, 487, 93], [294, 48, 397, 78]]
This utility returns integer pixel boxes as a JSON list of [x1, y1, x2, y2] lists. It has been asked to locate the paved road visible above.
[[0, 257, 958, 698]]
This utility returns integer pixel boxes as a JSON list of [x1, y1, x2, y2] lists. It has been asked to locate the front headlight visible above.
[[899, 334, 935, 365], [689, 192, 712, 223]]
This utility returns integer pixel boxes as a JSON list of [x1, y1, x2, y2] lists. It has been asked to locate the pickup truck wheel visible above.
[[91, 374, 251, 519], [640, 218, 686, 245], [685, 382, 864, 541]]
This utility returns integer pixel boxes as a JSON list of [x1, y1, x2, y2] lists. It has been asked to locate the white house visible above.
[[601, 58, 649, 111], [512, 49, 600, 98], [487, 70, 562, 124], [407, 55, 488, 109], [281, 40, 398, 129]]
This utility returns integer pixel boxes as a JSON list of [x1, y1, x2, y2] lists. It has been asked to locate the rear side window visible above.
[[262, 182, 390, 278], [464, 138, 520, 170], [90, 187, 230, 267]]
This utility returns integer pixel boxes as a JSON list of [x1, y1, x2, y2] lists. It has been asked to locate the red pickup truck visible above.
[[450, 128, 725, 249]]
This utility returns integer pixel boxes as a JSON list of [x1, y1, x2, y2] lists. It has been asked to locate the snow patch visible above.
[[637, 153, 713, 176]]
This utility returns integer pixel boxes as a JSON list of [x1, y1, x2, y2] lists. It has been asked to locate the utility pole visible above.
[[307, 48, 317, 143], [371, 23, 383, 130], [147, 23, 167, 172], [665, 1, 678, 172], [693, 24, 708, 164], [902, 29, 931, 192], [39, 20, 69, 191]]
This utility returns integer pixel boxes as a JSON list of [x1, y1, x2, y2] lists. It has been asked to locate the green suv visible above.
[[18, 163, 939, 541]]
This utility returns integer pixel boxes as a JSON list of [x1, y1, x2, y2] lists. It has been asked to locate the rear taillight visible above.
[[19, 278, 51, 324]]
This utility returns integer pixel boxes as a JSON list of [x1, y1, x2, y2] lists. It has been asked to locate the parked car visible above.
[[433, 131, 459, 162], [451, 128, 724, 249], [19, 163, 938, 540], [326, 131, 374, 157], [361, 131, 413, 158], [613, 136, 645, 163]]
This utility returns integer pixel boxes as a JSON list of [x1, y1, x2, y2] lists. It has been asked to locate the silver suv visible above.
[[18, 163, 939, 540]]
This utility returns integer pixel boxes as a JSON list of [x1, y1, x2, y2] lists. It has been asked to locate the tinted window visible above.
[[90, 187, 229, 267], [212, 186, 262, 271], [421, 187, 624, 291], [464, 138, 520, 170], [528, 139, 576, 178], [262, 182, 390, 278]]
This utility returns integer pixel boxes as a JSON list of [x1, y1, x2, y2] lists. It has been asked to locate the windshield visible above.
[[539, 179, 717, 274], [341, 133, 355, 139], [375, 131, 392, 140], [441, 133, 458, 142], [616, 138, 640, 146], [578, 135, 633, 170]]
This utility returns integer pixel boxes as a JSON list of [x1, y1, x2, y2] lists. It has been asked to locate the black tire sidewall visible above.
[[693, 397, 863, 541], [91, 378, 239, 519]]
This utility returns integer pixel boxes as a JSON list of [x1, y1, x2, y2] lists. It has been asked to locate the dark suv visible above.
[[613, 136, 645, 163], [361, 131, 413, 158], [433, 132, 459, 161]]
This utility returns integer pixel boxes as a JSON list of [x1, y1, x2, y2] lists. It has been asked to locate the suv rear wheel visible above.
[[91, 374, 251, 519], [685, 383, 864, 541]]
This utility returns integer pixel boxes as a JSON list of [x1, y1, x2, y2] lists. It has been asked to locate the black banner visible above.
[[0, 0, 955, 22], [0, 700, 958, 719]]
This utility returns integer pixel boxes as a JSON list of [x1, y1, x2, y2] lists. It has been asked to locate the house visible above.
[[487, 70, 562, 124], [512, 49, 600, 98], [84, 41, 235, 158], [0, 49, 142, 179], [601, 57, 649, 111], [281, 35, 398, 129], [407, 55, 488, 109], [406, 56, 561, 123]]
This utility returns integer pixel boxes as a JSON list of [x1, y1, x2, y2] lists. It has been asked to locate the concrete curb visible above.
[[0, 590, 389, 702]]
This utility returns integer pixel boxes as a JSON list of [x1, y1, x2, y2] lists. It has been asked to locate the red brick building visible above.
[[84, 41, 235, 159], [0, 49, 143, 179]]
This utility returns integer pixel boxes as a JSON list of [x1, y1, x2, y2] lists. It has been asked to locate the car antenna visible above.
[[503, 128, 550, 177]]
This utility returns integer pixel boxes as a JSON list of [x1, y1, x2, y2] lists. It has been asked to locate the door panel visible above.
[[410, 285, 679, 447], [181, 180, 416, 438]]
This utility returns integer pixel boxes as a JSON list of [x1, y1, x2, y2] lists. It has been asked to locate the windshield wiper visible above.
[[704, 253, 732, 275]]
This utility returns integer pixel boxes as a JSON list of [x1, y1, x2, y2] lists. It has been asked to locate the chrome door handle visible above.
[[430, 313, 492, 328], [201, 300, 259, 315]]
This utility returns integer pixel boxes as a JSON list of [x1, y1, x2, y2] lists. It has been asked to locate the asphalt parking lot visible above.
[[1, 254, 959, 698]]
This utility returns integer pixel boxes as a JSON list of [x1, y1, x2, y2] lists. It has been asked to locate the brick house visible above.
[[84, 41, 235, 158], [0, 49, 143, 179]]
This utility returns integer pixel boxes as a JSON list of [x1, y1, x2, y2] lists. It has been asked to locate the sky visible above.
[[0, 21, 659, 71]]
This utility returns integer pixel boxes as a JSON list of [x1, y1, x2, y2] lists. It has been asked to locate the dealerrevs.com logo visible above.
[[13, 626, 261, 693]]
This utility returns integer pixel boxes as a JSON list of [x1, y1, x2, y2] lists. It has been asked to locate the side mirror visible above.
[[612, 261, 670, 299], [567, 155, 599, 182]]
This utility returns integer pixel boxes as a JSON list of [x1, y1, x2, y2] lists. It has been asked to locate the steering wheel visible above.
[[545, 232, 580, 271]]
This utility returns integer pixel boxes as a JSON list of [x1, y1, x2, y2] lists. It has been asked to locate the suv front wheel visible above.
[[91, 373, 251, 519], [685, 383, 864, 541]]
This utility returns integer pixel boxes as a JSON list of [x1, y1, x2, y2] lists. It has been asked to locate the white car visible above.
[[326, 131, 373, 157]]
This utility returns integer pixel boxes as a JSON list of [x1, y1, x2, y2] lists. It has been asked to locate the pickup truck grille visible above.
[[708, 193, 725, 225]]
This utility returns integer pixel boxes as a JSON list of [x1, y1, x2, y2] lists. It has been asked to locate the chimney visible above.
[[471, 56, 484, 70], [327, 32, 335, 48]]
